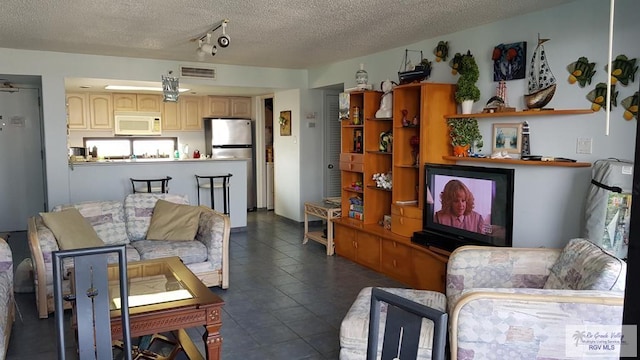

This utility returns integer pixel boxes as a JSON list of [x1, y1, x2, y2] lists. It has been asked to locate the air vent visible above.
[[180, 66, 216, 79]]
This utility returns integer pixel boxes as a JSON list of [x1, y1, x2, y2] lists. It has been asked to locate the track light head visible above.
[[196, 34, 217, 60]]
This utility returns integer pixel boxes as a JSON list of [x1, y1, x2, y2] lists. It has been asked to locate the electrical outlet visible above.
[[576, 138, 592, 154]]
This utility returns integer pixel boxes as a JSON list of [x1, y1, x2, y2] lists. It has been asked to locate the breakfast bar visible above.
[[68, 158, 247, 229]]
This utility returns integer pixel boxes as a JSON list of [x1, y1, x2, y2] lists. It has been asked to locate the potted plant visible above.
[[447, 117, 482, 157], [454, 51, 481, 114]]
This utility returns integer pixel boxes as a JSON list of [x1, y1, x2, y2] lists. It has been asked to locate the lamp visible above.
[[194, 19, 229, 60], [161, 71, 179, 102]]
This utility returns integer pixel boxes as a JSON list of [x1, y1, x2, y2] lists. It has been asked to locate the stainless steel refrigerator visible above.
[[204, 118, 256, 211]]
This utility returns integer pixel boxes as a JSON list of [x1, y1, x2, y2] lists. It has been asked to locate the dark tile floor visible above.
[[5, 210, 404, 359]]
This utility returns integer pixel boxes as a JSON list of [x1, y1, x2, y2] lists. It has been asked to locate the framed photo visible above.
[[492, 123, 522, 153], [279, 110, 292, 136]]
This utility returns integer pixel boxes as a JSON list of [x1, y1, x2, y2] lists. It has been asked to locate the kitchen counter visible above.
[[70, 157, 246, 165], [67, 158, 247, 229]]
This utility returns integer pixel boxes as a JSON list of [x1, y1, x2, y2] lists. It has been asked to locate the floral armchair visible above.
[[446, 238, 626, 360]]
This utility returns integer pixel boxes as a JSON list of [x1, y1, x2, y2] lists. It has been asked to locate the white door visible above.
[[324, 92, 341, 198], [0, 88, 45, 231]]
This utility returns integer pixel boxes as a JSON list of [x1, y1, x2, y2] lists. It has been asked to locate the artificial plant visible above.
[[447, 117, 482, 148], [454, 51, 481, 103]]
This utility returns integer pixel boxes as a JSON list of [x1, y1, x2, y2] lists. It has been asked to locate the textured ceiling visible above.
[[1, 0, 576, 70]]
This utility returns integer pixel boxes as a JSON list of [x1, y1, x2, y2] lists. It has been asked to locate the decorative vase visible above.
[[453, 144, 470, 157], [355, 63, 368, 90], [461, 100, 474, 114]]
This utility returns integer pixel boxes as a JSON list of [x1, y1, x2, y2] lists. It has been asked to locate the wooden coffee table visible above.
[[73, 256, 224, 360]]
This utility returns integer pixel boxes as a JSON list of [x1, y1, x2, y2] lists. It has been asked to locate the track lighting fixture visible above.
[[194, 19, 230, 59]]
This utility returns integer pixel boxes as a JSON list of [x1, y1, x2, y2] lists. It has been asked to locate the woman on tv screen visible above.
[[434, 179, 486, 234]]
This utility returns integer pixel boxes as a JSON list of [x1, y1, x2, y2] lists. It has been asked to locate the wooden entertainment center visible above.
[[333, 85, 594, 291], [333, 83, 456, 292]]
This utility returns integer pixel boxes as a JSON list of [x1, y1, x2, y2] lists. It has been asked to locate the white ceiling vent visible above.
[[180, 66, 216, 79]]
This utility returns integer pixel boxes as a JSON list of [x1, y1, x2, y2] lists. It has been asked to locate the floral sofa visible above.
[[446, 238, 627, 360], [27, 193, 230, 319], [0, 238, 13, 360]]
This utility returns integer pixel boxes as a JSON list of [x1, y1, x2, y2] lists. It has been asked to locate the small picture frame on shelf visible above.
[[492, 123, 522, 153]]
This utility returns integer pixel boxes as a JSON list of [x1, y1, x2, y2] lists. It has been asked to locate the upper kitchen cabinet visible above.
[[66, 93, 88, 129], [113, 93, 162, 112], [88, 93, 113, 129], [206, 96, 251, 118], [230, 97, 252, 118], [161, 101, 180, 131], [207, 96, 230, 117], [180, 95, 203, 130]]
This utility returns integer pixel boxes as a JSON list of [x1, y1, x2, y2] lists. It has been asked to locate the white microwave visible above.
[[114, 111, 162, 135]]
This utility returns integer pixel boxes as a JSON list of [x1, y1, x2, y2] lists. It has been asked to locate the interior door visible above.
[[324, 92, 341, 198], [0, 88, 45, 231]]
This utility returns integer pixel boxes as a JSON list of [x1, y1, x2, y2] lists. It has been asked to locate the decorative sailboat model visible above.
[[524, 36, 556, 109], [398, 49, 431, 84]]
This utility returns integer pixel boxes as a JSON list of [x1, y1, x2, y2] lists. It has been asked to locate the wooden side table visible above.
[[303, 198, 342, 255]]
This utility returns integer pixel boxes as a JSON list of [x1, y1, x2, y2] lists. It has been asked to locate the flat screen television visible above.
[[412, 163, 515, 252]]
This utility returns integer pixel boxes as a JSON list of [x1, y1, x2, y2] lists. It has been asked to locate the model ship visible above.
[[398, 49, 431, 84], [524, 36, 556, 109]]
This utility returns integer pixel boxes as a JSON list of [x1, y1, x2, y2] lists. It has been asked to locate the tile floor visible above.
[[5, 210, 405, 359]]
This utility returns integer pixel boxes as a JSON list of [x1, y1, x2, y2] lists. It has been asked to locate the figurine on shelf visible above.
[[401, 109, 409, 127], [412, 115, 419, 126], [375, 79, 396, 118], [410, 135, 420, 166]]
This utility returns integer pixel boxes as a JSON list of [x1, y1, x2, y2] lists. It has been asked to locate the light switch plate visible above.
[[576, 137, 592, 154]]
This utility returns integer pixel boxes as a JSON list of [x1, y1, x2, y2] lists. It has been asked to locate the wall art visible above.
[[492, 42, 527, 81]]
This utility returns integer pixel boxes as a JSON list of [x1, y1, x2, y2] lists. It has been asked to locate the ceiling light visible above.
[[104, 85, 190, 92], [194, 19, 229, 60], [162, 71, 180, 102]]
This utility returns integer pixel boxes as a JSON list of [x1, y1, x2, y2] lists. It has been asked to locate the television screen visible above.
[[412, 163, 514, 252]]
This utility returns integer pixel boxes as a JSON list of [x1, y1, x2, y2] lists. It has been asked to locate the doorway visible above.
[[324, 91, 341, 198], [0, 82, 46, 231]]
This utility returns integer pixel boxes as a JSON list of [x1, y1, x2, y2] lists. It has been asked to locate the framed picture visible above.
[[279, 110, 292, 136], [492, 123, 522, 153]]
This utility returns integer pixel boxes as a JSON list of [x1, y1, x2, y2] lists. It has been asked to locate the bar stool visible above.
[[130, 176, 172, 194], [195, 174, 232, 215]]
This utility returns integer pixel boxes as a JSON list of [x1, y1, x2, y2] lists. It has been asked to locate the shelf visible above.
[[343, 187, 364, 193], [442, 156, 591, 167], [366, 150, 392, 155], [367, 185, 392, 192], [370, 117, 393, 121], [395, 164, 419, 169], [445, 109, 594, 119], [342, 124, 364, 128]]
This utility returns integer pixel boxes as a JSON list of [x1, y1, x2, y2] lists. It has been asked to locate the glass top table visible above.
[[73, 256, 225, 360]]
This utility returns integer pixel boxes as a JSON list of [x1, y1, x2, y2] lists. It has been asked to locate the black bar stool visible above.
[[130, 176, 172, 193], [195, 174, 232, 215]]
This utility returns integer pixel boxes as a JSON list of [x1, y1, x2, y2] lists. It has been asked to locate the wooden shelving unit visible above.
[[442, 156, 591, 167], [445, 109, 594, 119]]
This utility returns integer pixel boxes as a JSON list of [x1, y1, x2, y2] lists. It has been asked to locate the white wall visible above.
[[273, 89, 302, 220], [307, 0, 639, 248], [0, 48, 307, 208]]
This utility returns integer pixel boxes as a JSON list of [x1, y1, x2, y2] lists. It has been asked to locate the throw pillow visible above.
[[146, 199, 202, 241], [543, 238, 626, 291], [40, 208, 104, 250]]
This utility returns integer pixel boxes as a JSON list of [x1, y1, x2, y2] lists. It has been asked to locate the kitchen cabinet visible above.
[[230, 97, 251, 118], [161, 101, 180, 130], [162, 96, 204, 131], [88, 93, 113, 129], [113, 93, 162, 112], [180, 95, 203, 130], [206, 96, 251, 118], [207, 96, 230, 117], [66, 93, 88, 129], [334, 222, 381, 271]]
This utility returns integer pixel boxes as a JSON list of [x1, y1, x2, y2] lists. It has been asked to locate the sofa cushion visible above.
[[124, 194, 190, 241], [544, 238, 626, 291], [131, 240, 207, 264], [53, 201, 128, 245], [40, 208, 105, 250], [146, 200, 202, 241]]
